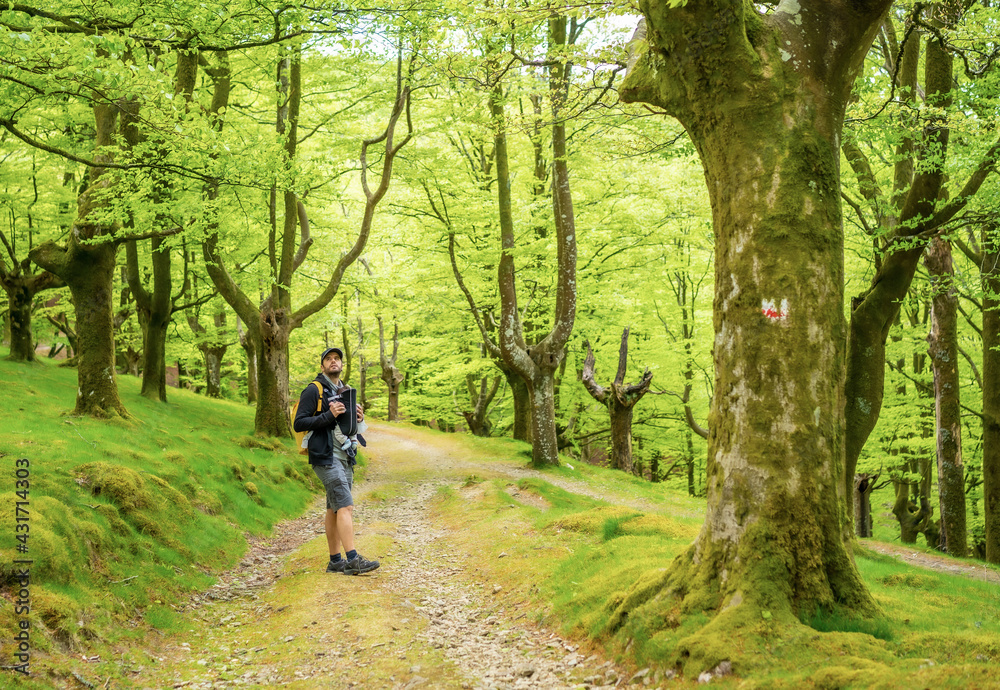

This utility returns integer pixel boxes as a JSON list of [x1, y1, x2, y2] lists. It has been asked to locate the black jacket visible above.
[[293, 375, 348, 465]]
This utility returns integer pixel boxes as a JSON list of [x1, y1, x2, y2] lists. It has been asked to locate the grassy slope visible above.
[[0, 350, 321, 670], [421, 431, 1000, 688]]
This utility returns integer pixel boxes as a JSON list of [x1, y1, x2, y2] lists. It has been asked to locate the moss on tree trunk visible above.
[[32, 240, 129, 418], [5, 283, 35, 362], [140, 311, 169, 401], [252, 311, 291, 438], [202, 346, 225, 398], [925, 237, 967, 556], [505, 369, 532, 443], [616, 0, 888, 672]]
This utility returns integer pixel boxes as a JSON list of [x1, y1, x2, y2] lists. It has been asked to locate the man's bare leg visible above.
[[325, 508, 341, 556], [335, 505, 355, 553]]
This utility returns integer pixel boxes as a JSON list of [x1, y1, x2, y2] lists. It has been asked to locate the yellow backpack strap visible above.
[[313, 381, 323, 413]]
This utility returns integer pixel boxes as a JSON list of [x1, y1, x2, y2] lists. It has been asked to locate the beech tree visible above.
[[614, 0, 894, 662], [926, 236, 968, 555], [202, 45, 414, 437], [581, 328, 653, 473], [377, 317, 404, 421], [843, 3, 1000, 527], [956, 218, 1000, 563], [492, 12, 583, 466], [0, 154, 65, 362], [982, 219, 1000, 563]]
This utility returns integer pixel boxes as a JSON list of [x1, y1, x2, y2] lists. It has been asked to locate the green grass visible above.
[[0, 349, 321, 653], [423, 429, 1000, 687]]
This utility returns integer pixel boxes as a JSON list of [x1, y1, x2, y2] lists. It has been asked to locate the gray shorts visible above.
[[312, 460, 354, 511]]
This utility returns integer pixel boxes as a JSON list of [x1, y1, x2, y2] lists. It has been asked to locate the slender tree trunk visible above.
[[137, 237, 172, 402], [926, 237, 967, 556], [686, 426, 696, 496], [202, 346, 225, 397], [358, 356, 368, 412], [141, 309, 169, 400], [853, 474, 874, 539], [237, 315, 258, 403], [983, 222, 1000, 563]]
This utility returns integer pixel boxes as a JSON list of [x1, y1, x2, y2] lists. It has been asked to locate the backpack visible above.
[[292, 381, 323, 456]]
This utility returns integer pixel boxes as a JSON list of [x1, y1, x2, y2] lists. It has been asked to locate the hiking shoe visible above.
[[344, 553, 380, 575], [326, 559, 347, 574]]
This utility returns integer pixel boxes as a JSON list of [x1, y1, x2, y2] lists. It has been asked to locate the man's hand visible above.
[[356, 403, 364, 422], [329, 400, 347, 416]]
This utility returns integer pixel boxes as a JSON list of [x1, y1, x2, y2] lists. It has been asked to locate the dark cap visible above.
[[320, 347, 344, 364]]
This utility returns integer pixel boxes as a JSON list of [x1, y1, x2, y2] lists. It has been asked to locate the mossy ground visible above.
[[414, 428, 1000, 688], [0, 350, 320, 684], [2, 353, 998, 688]]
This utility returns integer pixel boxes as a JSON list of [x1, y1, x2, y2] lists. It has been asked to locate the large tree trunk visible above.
[[608, 404, 635, 474], [5, 282, 36, 362], [67, 246, 125, 416], [253, 311, 291, 437], [984, 222, 1000, 564], [34, 241, 127, 417], [926, 237, 967, 556], [616, 2, 885, 670], [29, 103, 128, 418]]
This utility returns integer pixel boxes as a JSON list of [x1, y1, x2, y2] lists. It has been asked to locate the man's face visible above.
[[321, 352, 343, 378]]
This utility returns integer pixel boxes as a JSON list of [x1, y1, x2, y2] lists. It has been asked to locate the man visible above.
[[293, 346, 380, 575]]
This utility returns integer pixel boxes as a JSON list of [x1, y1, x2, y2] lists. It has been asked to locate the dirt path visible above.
[[128, 423, 637, 689], [861, 541, 1000, 585]]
